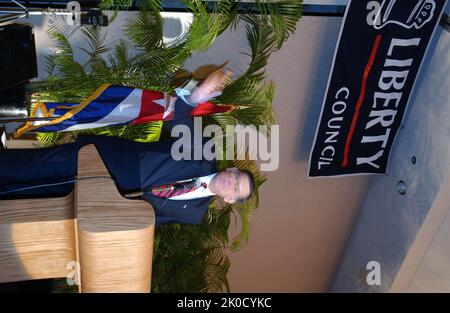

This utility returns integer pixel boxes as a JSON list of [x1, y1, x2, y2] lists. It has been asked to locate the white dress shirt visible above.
[[169, 173, 217, 200]]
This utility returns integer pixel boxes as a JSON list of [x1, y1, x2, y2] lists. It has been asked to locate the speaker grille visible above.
[[0, 23, 38, 91], [0, 37, 11, 78]]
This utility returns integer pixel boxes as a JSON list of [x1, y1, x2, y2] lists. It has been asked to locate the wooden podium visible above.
[[0, 144, 155, 292]]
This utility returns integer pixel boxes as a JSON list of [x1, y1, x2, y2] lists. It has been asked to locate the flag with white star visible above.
[[15, 84, 232, 136]]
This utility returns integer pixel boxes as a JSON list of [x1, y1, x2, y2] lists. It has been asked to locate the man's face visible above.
[[210, 168, 251, 204]]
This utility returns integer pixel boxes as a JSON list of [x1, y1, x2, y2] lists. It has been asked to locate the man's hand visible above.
[[189, 67, 233, 104]]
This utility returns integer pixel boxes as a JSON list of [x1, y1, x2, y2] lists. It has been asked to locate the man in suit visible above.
[[0, 67, 255, 225]]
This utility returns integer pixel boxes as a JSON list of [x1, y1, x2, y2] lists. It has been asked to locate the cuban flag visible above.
[[15, 84, 233, 136]]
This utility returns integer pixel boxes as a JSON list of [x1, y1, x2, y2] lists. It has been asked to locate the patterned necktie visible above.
[[151, 179, 207, 199]]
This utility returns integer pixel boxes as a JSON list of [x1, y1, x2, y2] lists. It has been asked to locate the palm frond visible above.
[[124, 8, 164, 51], [241, 0, 303, 50], [202, 247, 230, 292], [244, 20, 276, 78], [231, 81, 276, 127], [48, 31, 86, 82], [152, 220, 230, 292], [78, 26, 111, 78], [129, 47, 185, 86], [47, 13, 80, 39], [214, 19, 276, 129], [43, 51, 58, 77], [211, 0, 240, 35], [108, 39, 129, 69], [98, 0, 134, 10], [36, 131, 65, 146], [79, 26, 110, 63], [182, 0, 222, 52]]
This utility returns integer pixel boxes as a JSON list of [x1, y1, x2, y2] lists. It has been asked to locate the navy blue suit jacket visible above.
[[0, 97, 216, 226]]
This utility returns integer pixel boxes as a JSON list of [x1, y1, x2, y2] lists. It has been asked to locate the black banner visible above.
[[308, 0, 447, 177]]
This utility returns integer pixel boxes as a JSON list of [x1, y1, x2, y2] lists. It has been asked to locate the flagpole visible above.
[[0, 116, 58, 123]]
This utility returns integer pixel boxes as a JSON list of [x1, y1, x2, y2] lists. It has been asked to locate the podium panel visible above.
[[0, 144, 155, 292]]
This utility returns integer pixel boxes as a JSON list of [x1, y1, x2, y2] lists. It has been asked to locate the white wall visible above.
[[391, 168, 450, 292], [331, 2, 450, 292]]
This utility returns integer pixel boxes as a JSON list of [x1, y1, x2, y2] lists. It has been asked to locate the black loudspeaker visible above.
[[0, 23, 38, 91]]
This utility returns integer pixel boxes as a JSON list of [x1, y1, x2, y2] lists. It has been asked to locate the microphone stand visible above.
[[0, 0, 108, 26]]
